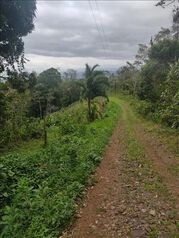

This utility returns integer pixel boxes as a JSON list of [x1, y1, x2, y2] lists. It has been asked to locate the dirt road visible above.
[[62, 99, 179, 238]]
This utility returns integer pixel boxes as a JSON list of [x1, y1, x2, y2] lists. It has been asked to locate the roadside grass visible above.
[[0, 98, 121, 238], [130, 97, 179, 157], [114, 93, 179, 156]]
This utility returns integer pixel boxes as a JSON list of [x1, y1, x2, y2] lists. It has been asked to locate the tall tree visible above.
[[79, 64, 109, 120], [154, 27, 172, 42], [63, 69, 77, 80], [156, 0, 179, 39], [32, 84, 54, 146], [0, 0, 36, 74], [135, 44, 149, 66], [38, 68, 62, 89]]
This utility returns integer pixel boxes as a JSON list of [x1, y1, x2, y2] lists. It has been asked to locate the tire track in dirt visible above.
[[134, 123, 179, 204], [122, 101, 179, 205]]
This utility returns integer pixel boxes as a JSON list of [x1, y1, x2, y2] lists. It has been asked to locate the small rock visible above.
[[75, 213, 81, 218], [90, 225, 96, 229], [141, 208, 147, 213], [149, 209, 156, 216], [118, 205, 126, 213]]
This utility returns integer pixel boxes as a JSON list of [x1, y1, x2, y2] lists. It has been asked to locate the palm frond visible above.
[[85, 64, 91, 78], [91, 64, 99, 72]]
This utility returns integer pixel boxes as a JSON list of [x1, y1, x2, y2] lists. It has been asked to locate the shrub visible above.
[[160, 61, 179, 129], [20, 117, 43, 140], [134, 100, 154, 117]]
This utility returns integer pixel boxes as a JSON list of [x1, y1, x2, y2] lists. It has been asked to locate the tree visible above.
[[7, 71, 29, 93], [28, 72, 37, 94], [38, 68, 62, 89], [63, 69, 77, 80], [149, 39, 179, 64], [79, 64, 109, 120], [116, 62, 141, 96], [156, 0, 178, 7], [0, 0, 36, 74], [139, 60, 168, 102], [156, 0, 179, 39], [154, 27, 172, 42], [32, 84, 54, 146], [134, 44, 149, 66], [60, 80, 81, 107]]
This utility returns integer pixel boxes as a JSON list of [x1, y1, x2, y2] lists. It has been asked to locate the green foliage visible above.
[[49, 102, 88, 136], [134, 100, 154, 117], [160, 61, 179, 128], [116, 36, 179, 129], [139, 60, 168, 102], [0, 99, 120, 237], [38, 68, 62, 89], [149, 39, 179, 64], [0, 0, 36, 73], [0, 90, 43, 150], [0, 65, 104, 150], [59, 80, 81, 107], [79, 64, 109, 120], [20, 117, 43, 140], [0, 92, 8, 126], [114, 62, 141, 96], [28, 71, 81, 119]]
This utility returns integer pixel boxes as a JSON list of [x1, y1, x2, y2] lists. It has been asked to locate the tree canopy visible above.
[[0, 0, 36, 74], [38, 68, 62, 89]]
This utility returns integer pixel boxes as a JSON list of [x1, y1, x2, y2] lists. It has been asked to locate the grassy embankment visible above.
[[0, 98, 121, 238]]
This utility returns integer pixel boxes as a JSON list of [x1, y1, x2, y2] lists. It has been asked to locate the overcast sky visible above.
[[23, 0, 172, 73]]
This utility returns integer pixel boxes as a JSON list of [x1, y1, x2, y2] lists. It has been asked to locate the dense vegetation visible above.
[[0, 63, 110, 150], [0, 68, 80, 150], [111, 27, 179, 129], [0, 98, 120, 237]]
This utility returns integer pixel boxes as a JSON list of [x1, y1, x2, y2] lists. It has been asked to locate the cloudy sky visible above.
[[23, 0, 172, 73]]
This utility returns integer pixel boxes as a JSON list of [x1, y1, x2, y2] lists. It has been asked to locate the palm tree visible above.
[[79, 64, 109, 120]]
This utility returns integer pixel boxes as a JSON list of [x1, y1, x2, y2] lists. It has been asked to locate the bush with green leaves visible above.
[[20, 117, 43, 140], [133, 100, 154, 117]]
